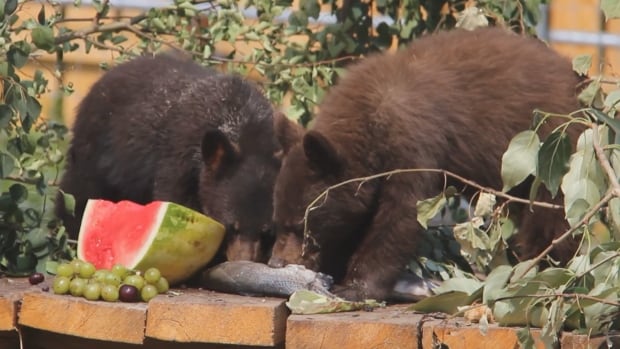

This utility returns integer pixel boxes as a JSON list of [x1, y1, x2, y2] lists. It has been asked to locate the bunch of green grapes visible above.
[[52, 259, 169, 303]]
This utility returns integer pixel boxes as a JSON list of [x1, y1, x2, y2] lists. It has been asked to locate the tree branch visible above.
[[53, 13, 147, 45], [515, 123, 620, 279], [300, 168, 566, 256], [496, 292, 620, 308], [591, 124, 620, 196]]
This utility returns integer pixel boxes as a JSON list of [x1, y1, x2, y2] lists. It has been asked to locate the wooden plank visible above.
[[18, 291, 147, 344], [0, 277, 50, 331], [422, 319, 547, 349], [18, 326, 275, 349], [561, 333, 620, 349], [145, 289, 288, 347], [286, 305, 420, 349]]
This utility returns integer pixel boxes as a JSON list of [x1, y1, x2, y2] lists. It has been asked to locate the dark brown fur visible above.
[[270, 27, 583, 301], [56, 53, 280, 262]]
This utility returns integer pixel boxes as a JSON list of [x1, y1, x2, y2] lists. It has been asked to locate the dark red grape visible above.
[[29, 272, 45, 285], [119, 284, 139, 302]]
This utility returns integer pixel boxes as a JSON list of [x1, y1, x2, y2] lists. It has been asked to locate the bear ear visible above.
[[303, 131, 342, 175], [274, 112, 304, 155], [201, 129, 239, 172]]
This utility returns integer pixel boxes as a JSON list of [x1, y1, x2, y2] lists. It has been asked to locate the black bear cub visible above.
[[269, 27, 583, 301], [56, 53, 280, 262]]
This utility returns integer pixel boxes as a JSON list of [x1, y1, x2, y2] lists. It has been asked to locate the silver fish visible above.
[[200, 261, 335, 298]]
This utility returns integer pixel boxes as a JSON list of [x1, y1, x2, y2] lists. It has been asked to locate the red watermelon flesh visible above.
[[77, 199, 226, 284]]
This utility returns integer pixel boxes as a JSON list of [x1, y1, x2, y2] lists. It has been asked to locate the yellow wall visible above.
[[15, 0, 620, 127], [548, 0, 620, 77]]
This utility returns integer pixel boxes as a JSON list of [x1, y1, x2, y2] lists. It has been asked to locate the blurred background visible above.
[[15, 0, 620, 126]]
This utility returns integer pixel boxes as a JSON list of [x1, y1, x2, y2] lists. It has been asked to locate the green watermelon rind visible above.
[[132, 202, 225, 284]]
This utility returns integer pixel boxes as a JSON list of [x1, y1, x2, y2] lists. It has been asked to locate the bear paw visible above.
[[332, 280, 389, 302]]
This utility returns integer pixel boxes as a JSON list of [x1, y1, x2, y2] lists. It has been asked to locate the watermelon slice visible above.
[[77, 199, 225, 284]]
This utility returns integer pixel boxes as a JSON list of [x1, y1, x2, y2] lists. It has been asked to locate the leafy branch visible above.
[[496, 292, 620, 308], [516, 121, 620, 279], [300, 168, 566, 256]]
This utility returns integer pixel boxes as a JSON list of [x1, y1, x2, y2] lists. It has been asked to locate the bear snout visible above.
[[226, 234, 262, 262], [268, 232, 304, 268]]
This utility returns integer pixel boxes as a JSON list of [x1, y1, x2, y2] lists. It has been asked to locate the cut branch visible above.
[[300, 168, 566, 256]]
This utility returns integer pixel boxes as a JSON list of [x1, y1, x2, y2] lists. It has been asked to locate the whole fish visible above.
[[201, 261, 439, 301], [201, 261, 335, 298]]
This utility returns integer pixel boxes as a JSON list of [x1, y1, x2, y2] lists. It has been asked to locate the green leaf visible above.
[[601, 0, 620, 20], [565, 198, 591, 228], [433, 277, 483, 296], [608, 198, 620, 235], [408, 291, 472, 314], [399, 20, 416, 39], [111, 35, 128, 45], [531, 267, 574, 288], [572, 54, 592, 76], [27, 228, 48, 250], [9, 183, 28, 203], [7, 43, 30, 68], [501, 130, 540, 191], [59, 191, 76, 216], [493, 299, 530, 326], [4, 0, 17, 15], [0, 152, 15, 178], [300, 0, 320, 19], [37, 4, 46, 25], [0, 104, 13, 129], [566, 254, 590, 274], [578, 80, 603, 107], [510, 260, 539, 283], [589, 109, 620, 136], [416, 192, 447, 229], [26, 95, 42, 122], [517, 328, 536, 348], [483, 265, 512, 304], [583, 283, 619, 334], [31, 26, 55, 51], [288, 11, 309, 28], [603, 90, 620, 111], [537, 131, 572, 197], [6, 251, 38, 276], [563, 178, 600, 226], [492, 281, 541, 326]]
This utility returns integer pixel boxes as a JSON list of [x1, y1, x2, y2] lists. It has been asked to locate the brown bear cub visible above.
[[270, 27, 583, 301], [56, 53, 280, 262]]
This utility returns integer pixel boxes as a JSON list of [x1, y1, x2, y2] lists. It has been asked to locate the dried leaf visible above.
[[572, 54, 592, 76], [456, 7, 489, 31], [286, 290, 384, 314], [416, 192, 447, 229], [473, 192, 496, 217], [578, 80, 603, 107]]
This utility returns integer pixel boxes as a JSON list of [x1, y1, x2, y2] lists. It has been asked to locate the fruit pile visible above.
[[52, 259, 169, 302]]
